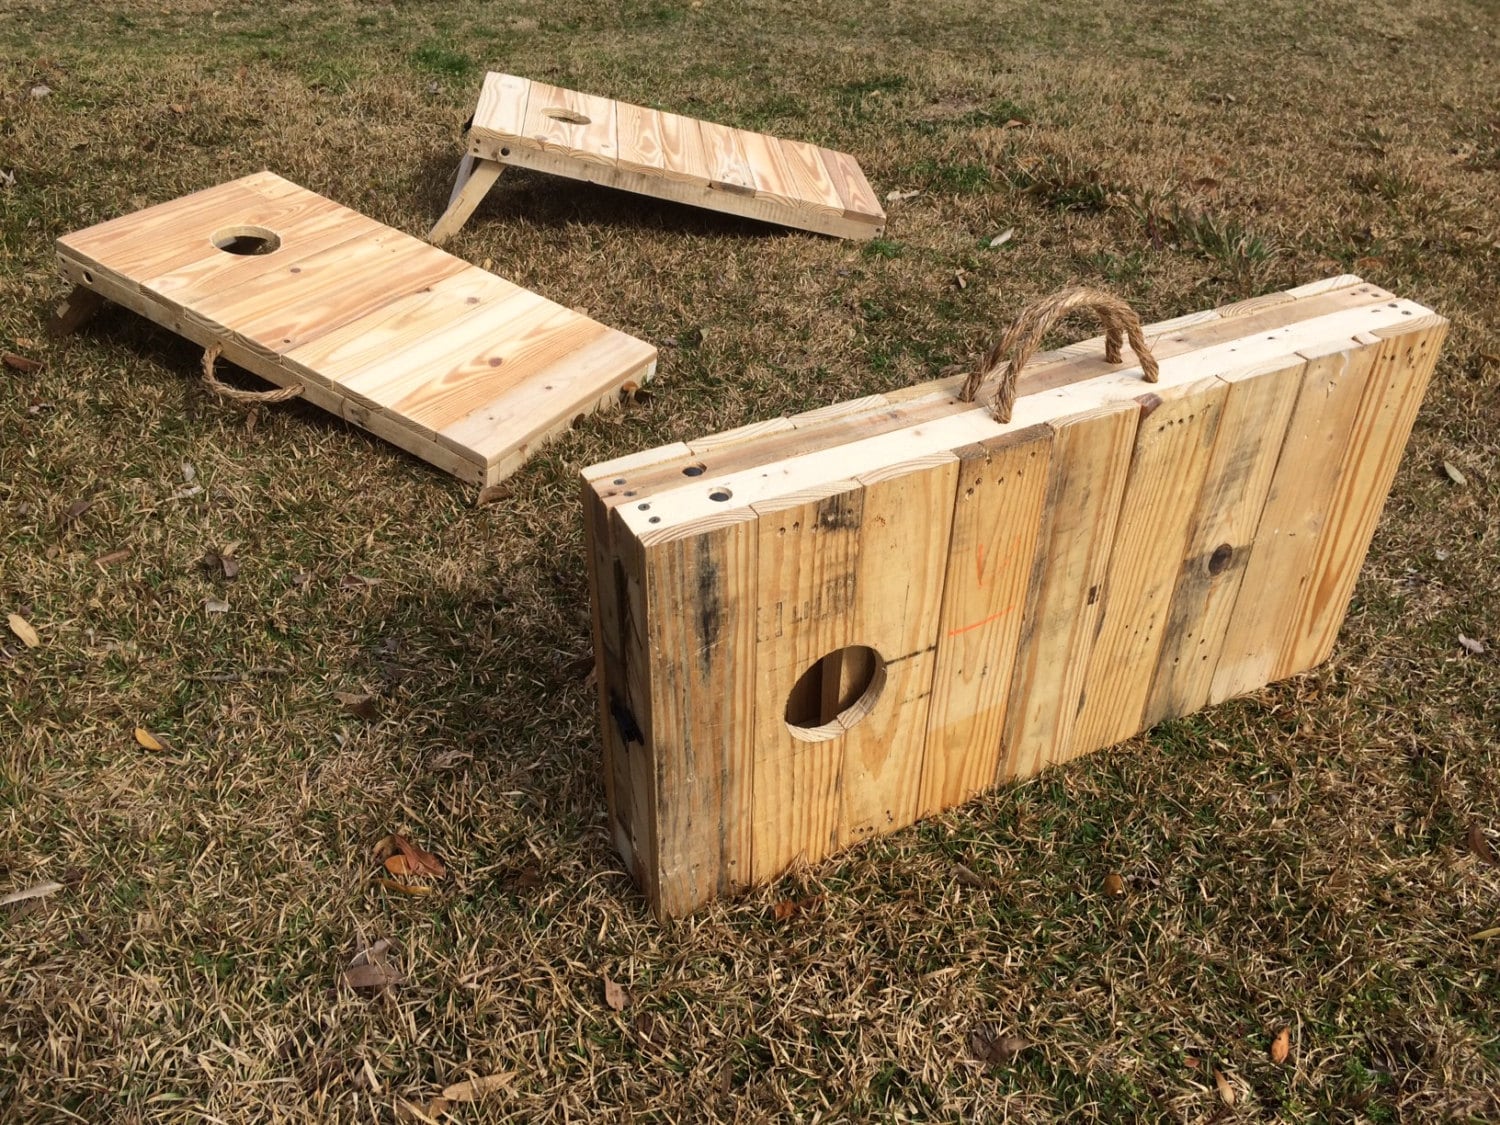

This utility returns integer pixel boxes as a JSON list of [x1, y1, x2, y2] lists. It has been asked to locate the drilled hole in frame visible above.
[[211, 225, 281, 256], [542, 106, 591, 126], [708, 487, 733, 502], [784, 645, 886, 743]]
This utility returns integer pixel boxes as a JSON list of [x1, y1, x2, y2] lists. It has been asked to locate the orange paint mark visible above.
[[947, 604, 1014, 637]]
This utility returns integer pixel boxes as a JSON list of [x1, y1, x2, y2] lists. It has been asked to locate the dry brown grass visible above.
[[2, 1, 1498, 1121]]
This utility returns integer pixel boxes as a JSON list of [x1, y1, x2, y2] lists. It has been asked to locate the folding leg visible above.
[[427, 154, 506, 246], [47, 285, 105, 337]]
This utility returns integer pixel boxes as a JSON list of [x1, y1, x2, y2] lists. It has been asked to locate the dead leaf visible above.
[[1213, 1069, 1235, 1106], [2, 352, 42, 373], [1459, 634, 1486, 655], [772, 898, 798, 921], [476, 482, 512, 506], [394, 1097, 445, 1125], [442, 1073, 513, 1102], [1190, 176, 1221, 192], [1271, 1026, 1291, 1064], [375, 877, 432, 896], [952, 863, 994, 890], [94, 548, 131, 567], [7, 613, 39, 648], [603, 974, 629, 1012], [340, 573, 381, 589], [168, 484, 201, 500], [342, 961, 403, 991], [427, 748, 473, 771], [181, 460, 196, 483], [374, 833, 446, 878], [169, 102, 188, 114], [884, 189, 921, 203], [1, 880, 63, 907], [334, 691, 380, 722], [30, 84, 51, 99], [954, 270, 967, 290], [1467, 824, 1498, 866], [1003, 118, 1026, 128], [969, 1026, 1028, 1068], [1103, 872, 1126, 897], [1471, 925, 1500, 940], [60, 498, 93, 523], [204, 596, 229, 614], [988, 227, 1015, 249], [1442, 461, 1468, 486], [1183, 1055, 1200, 1069], [134, 727, 167, 751]]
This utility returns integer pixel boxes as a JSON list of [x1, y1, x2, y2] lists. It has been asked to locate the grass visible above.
[[2, 0, 1499, 1121]]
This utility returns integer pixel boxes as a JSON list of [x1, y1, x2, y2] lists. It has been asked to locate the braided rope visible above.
[[201, 344, 304, 405]]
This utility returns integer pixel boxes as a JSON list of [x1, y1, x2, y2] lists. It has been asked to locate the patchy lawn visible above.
[[2, 0, 1497, 1120]]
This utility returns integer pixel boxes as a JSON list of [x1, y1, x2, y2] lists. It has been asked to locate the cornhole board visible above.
[[582, 275, 1447, 918], [428, 72, 887, 245], [52, 171, 657, 489]]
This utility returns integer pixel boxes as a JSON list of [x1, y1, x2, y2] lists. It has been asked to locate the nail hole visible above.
[[613, 478, 626, 485]]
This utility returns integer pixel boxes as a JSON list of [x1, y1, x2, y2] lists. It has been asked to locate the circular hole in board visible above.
[[211, 225, 282, 256], [784, 645, 887, 743], [708, 487, 733, 502], [542, 107, 591, 126], [682, 463, 707, 477]]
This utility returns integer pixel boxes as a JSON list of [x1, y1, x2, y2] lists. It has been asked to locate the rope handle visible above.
[[202, 344, 305, 405], [958, 288, 1160, 423]]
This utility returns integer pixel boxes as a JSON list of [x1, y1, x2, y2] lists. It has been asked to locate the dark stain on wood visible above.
[[694, 536, 722, 673]]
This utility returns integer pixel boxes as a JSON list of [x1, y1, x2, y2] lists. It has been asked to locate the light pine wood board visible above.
[[55, 172, 656, 488], [453, 71, 885, 240]]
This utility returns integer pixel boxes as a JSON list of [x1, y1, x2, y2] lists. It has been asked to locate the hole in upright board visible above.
[[709, 487, 733, 502], [542, 106, 591, 126], [211, 225, 281, 256], [682, 463, 707, 477], [784, 645, 887, 743]]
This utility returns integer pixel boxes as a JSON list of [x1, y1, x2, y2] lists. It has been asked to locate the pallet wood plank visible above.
[[919, 426, 1053, 815], [470, 71, 531, 142], [521, 81, 619, 166]]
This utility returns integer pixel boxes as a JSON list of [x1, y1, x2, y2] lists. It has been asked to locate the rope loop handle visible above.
[[201, 344, 305, 405], [958, 288, 1159, 423]]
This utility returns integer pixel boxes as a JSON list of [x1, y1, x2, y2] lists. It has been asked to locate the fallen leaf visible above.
[[1214, 1069, 1235, 1106], [1472, 925, 1500, 940], [375, 877, 432, 896], [476, 483, 512, 506], [343, 961, 404, 991], [954, 270, 967, 290], [1183, 1055, 1200, 1069], [603, 973, 629, 1012], [61, 498, 93, 523], [94, 548, 131, 567], [1191, 176, 1222, 192], [30, 84, 51, 99], [334, 691, 380, 722], [1459, 634, 1486, 655], [168, 484, 201, 500], [384, 854, 420, 878], [969, 1025, 1028, 1068], [1271, 1026, 1291, 1064], [442, 1073, 513, 1102], [952, 863, 993, 890], [884, 189, 921, 203], [427, 748, 473, 771], [169, 102, 188, 114], [2, 352, 42, 373], [340, 573, 381, 589], [0, 169, 14, 187], [134, 727, 167, 751], [1442, 461, 1467, 486], [374, 833, 446, 878], [988, 227, 1015, 249], [220, 554, 241, 580], [204, 596, 230, 614], [1003, 118, 1027, 128], [1103, 872, 1126, 897], [181, 460, 196, 483], [1, 880, 63, 907], [772, 898, 798, 921], [1467, 824, 1498, 866], [393, 1097, 445, 1124], [7, 613, 39, 648]]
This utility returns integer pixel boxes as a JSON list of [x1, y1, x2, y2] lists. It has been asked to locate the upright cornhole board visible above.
[[583, 276, 1447, 918], [428, 72, 887, 245], [53, 172, 657, 488]]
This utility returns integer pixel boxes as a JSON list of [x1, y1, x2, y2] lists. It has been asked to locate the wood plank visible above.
[[615, 100, 668, 176], [654, 109, 714, 187], [776, 137, 850, 218], [999, 401, 1139, 780], [919, 425, 1053, 815], [1142, 357, 1305, 726], [1070, 377, 1229, 758], [470, 72, 531, 141], [1274, 316, 1448, 673], [698, 119, 756, 195], [521, 81, 618, 166], [640, 512, 759, 914], [737, 129, 801, 210], [1209, 339, 1384, 702], [818, 146, 884, 224]]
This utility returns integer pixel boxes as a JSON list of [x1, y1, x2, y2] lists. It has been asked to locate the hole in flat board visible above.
[[500, 147, 511, 156], [542, 106, 591, 126], [709, 487, 733, 502], [211, 225, 281, 256], [682, 463, 707, 477], [613, 477, 627, 485], [785, 645, 886, 742]]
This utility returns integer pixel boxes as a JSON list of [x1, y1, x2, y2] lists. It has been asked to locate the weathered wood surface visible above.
[[55, 172, 656, 488], [584, 276, 1446, 919], [428, 72, 886, 244]]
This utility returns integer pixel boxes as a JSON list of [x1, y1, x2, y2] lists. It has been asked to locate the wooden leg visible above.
[[47, 285, 106, 338], [427, 156, 505, 246]]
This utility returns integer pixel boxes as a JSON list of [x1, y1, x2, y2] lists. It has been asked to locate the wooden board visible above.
[[428, 72, 885, 244], [55, 172, 657, 488], [583, 276, 1446, 919]]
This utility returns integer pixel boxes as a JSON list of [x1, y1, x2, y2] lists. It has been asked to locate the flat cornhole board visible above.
[[427, 72, 887, 245], [54, 171, 657, 488], [582, 275, 1447, 918]]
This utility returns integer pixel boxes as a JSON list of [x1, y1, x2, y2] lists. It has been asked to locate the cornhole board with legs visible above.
[[428, 72, 886, 245], [582, 275, 1446, 918], [53, 171, 657, 489]]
